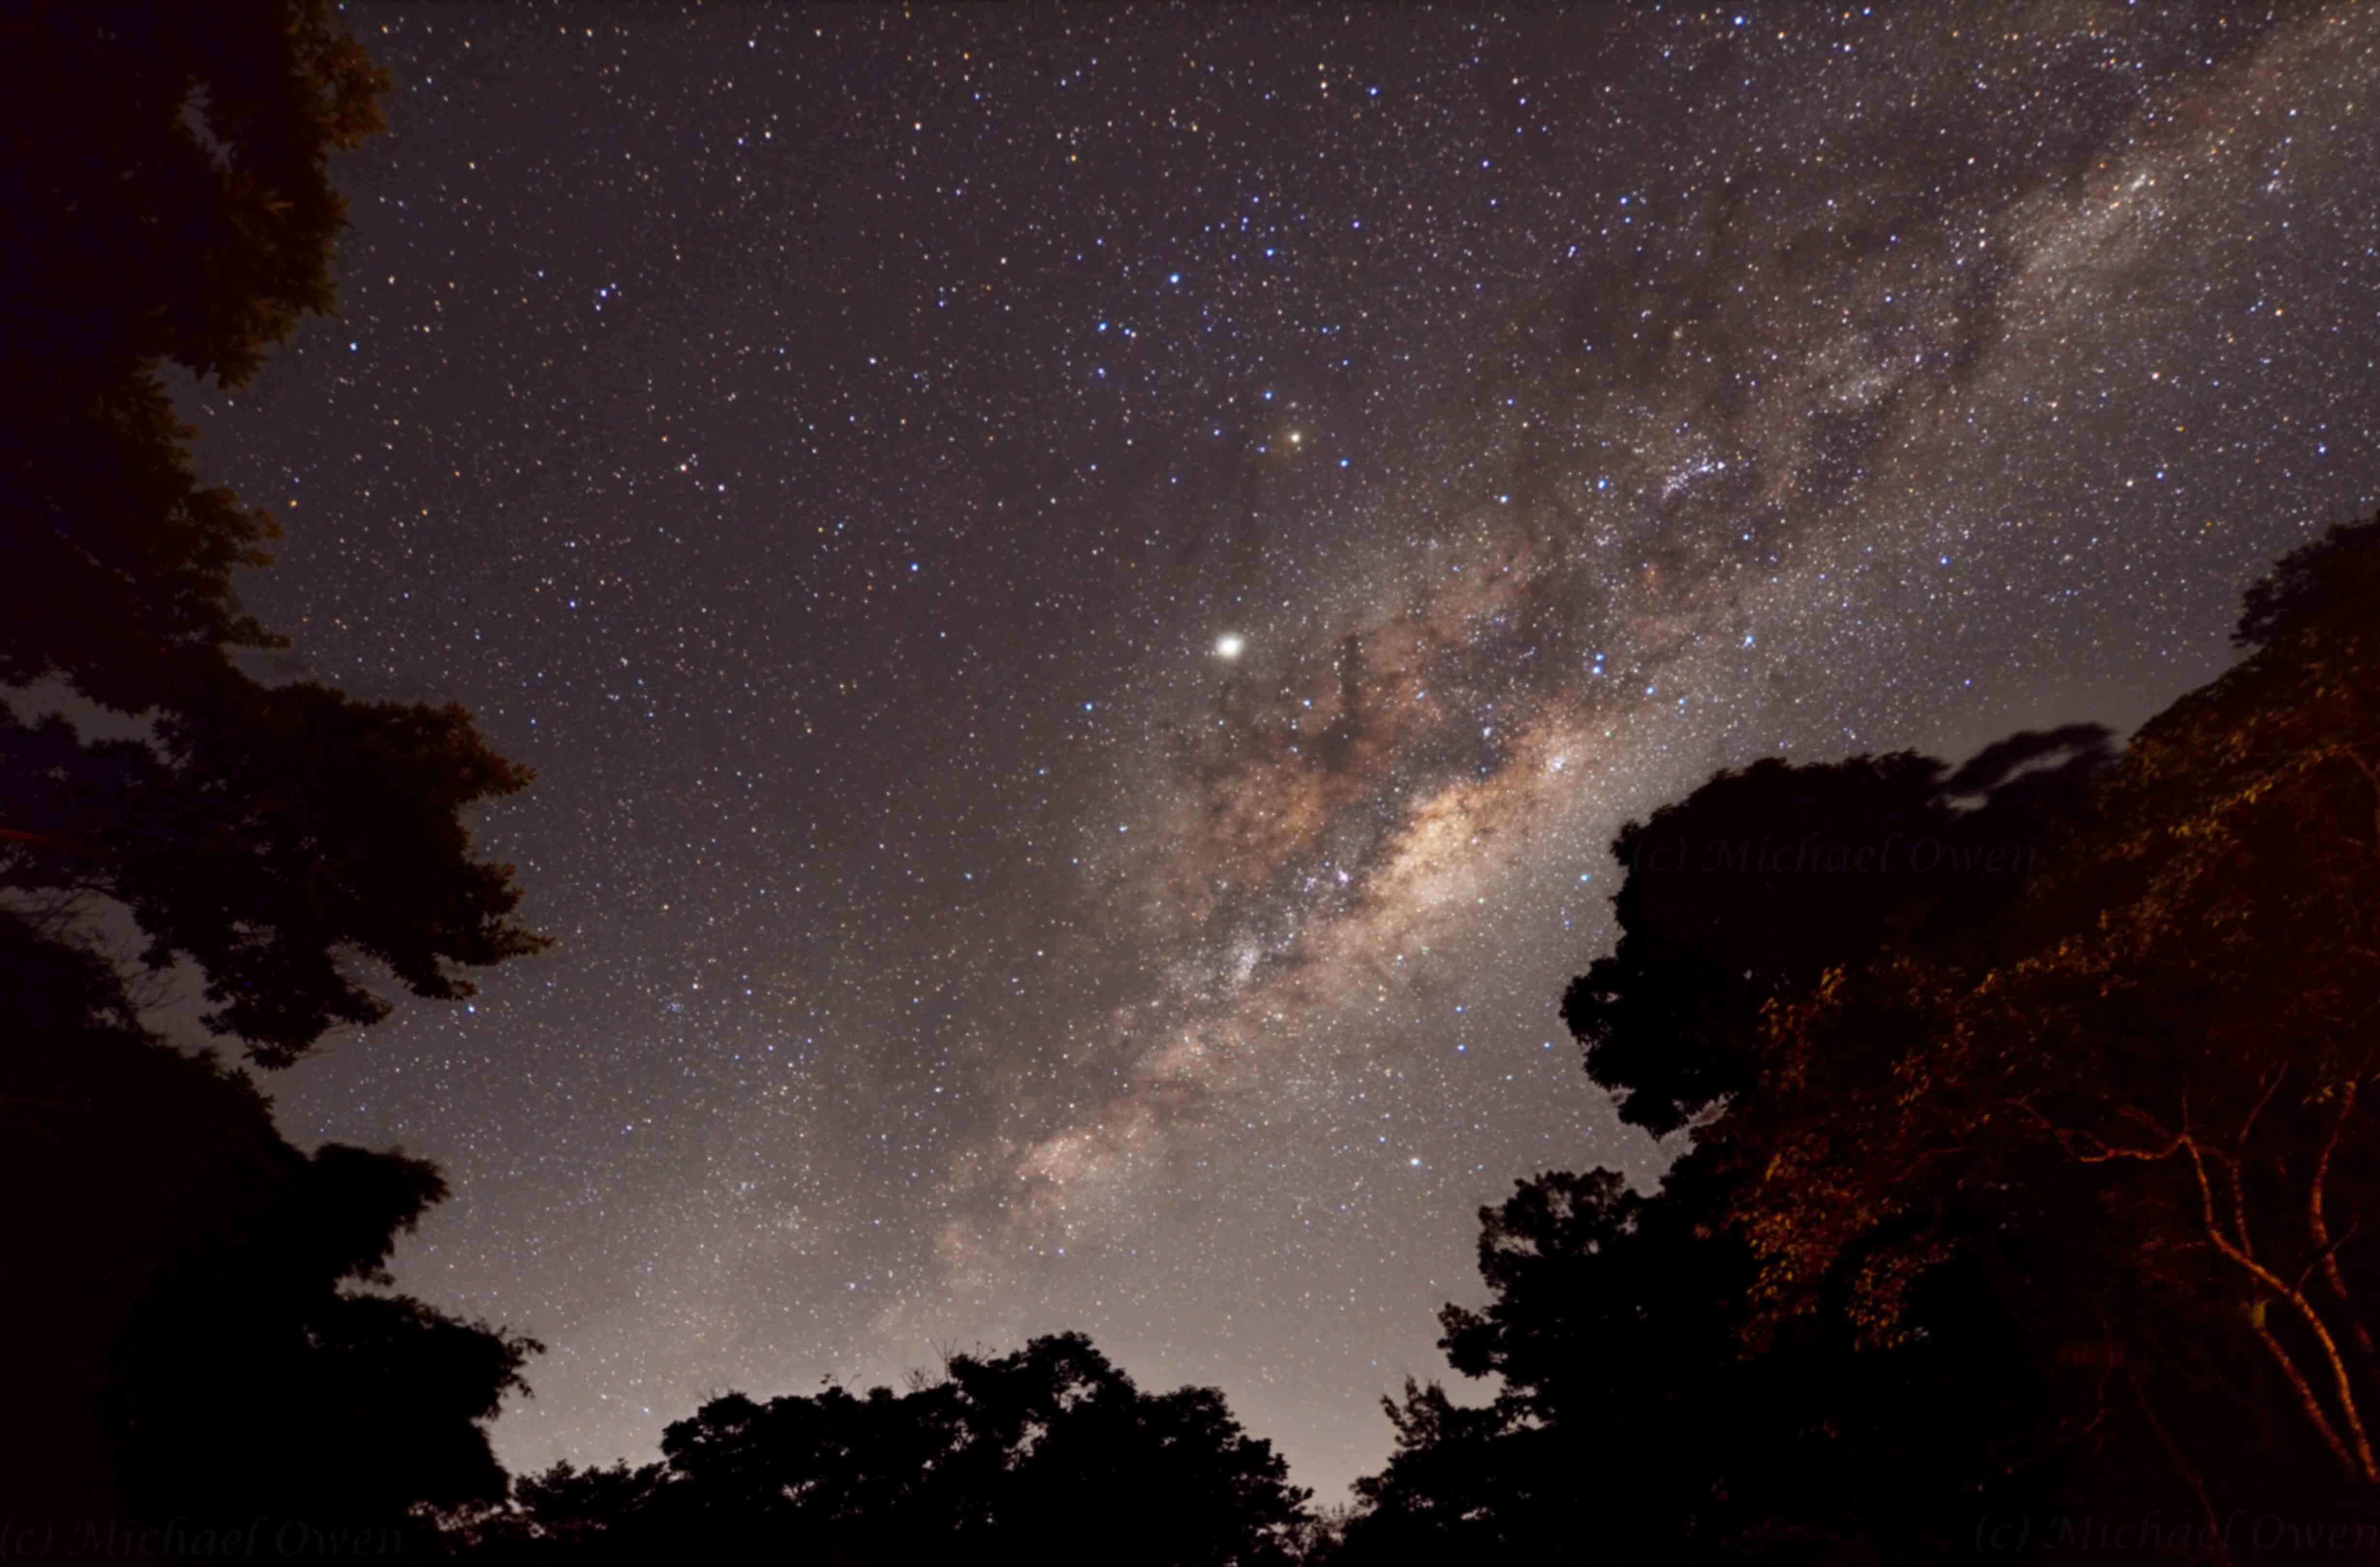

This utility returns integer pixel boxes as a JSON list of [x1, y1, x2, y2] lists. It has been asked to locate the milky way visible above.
[[189, 5, 2380, 1494]]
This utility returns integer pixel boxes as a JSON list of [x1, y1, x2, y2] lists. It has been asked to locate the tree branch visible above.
[[2187, 1137, 2380, 1484], [2309, 1072, 2377, 1361]]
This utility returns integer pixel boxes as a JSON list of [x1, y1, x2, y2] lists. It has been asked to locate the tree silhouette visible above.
[[1346, 710, 2140, 1556], [1737, 512, 2380, 1528], [1562, 729, 2108, 1135], [0, 0, 546, 1535], [1351, 512, 2380, 1559], [0, 0, 385, 712], [2, 915, 539, 1530], [1337, 1146, 2060, 1564], [503, 1334, 1311, 1565], [1, 688, 545, 1066], [0, 0, 543, 1070]]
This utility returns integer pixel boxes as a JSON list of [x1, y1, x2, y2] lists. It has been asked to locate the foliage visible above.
[[1337, 1147, 2059, 1564], [1734, 514, 2380, 1521], [1, 912, 539, 1529], [1562, 729, 2108, 1135], [1, 686, 543, 1065], [0, 0, 547, 1536], [0, 0, 386, 710], [499, 1334, 1312, 1565], [0, 0, 543, 1069], [1345, 522, 2380, 1553]]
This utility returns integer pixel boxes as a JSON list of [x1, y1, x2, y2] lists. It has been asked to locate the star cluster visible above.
[[188, 5, 2380, 1495]]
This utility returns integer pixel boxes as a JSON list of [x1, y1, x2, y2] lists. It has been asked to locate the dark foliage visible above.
[[0, 0, 384, 711], [1562, 731, 2108, 1136], [1, 686, 543, 1065], [493, 1333, 1310, 1565], [1345, 513, 2380, 1562], [1736, 513, 2380, 1533], [0, 0, 546, 1538], [1, 913, 539, 1531], [0, 0, 543, 1071], [1337, 1147, 2060, 1565], [2234, 513, 2380, 650]]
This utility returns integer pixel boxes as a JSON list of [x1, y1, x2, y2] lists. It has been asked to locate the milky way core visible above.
[[192, 6, 2380, 1495]]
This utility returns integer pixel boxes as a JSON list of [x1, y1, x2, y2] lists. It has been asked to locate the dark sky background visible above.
[[181, 3, 2380, 1498]]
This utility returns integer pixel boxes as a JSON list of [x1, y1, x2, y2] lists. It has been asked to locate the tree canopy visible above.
[[1, 911, 540, 1529], [1736, 514, 2380, 1517], [1562, 727, 2109, 1135], [0, 0, 385, 711], [496, 1334, 1311, 1566], [1340, 513, 2380, 1561], [1, 0, 546, 1537], [0, 0, 543, 1071]]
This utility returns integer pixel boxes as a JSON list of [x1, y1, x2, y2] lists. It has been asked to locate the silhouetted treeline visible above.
[[2, 0, 544, 1545], [463, 519, 2380, 1565], [467, 1334, 1313, 1565], [15, 3, 2380, 1560], [1334, 513, 2380, 1565]]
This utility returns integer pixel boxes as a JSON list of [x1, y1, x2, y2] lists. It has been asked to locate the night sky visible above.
[[183, 4, 2380, 1498]]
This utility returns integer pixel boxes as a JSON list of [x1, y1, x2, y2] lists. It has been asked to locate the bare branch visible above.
[[2187, 1138, 2380, 1483], [2309, 1071, 2379, 1361]]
